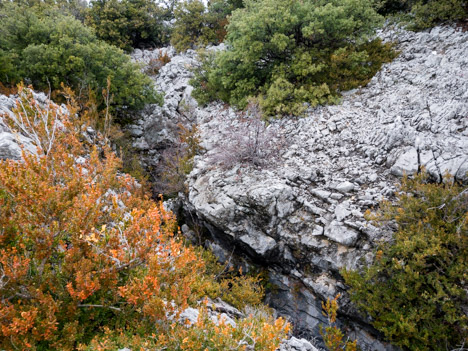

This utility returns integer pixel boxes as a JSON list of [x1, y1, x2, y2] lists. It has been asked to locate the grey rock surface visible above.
[[132, 25, 468, 350], [280, 337, 318, 351], [0, 93, 47, 159], [131, 46, 176, 66], [129, 47, 199, 155]]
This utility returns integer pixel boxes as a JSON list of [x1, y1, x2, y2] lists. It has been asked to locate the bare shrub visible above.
[[209, 103, 285, 169]]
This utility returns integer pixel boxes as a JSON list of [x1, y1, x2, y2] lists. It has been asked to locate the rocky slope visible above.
[[130, 25, 468, 350], [0, 89, 318, 351]]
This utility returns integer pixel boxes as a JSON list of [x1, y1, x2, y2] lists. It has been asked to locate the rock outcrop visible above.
[[131, 25, 468, 350], [0, 93, 45, 159], [129, 47, 201, 154]]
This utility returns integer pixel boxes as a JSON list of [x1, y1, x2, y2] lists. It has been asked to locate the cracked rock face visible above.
[[132, 25, 468, 350], [129, 47, 202, 157]]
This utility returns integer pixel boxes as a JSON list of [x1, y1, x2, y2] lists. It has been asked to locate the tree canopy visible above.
[[86, 0, 169, 52], [0, 3, 161, 114], [191, 0, 396, 117]]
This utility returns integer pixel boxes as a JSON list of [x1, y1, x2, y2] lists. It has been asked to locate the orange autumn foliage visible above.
[[320, 294, 357, 351], [82, 304, 290, 351], [0, 86, 290, 351], [0, 86, 202, 350]]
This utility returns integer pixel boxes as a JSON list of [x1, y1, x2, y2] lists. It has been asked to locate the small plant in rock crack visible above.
[[158, 123, 202, 196], [144, 52, 172, 76], [209, 102, 285, 169], [320, 294, 357, 351]]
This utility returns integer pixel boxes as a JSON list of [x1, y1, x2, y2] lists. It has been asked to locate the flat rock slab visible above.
[[325, 220, 359, 246]]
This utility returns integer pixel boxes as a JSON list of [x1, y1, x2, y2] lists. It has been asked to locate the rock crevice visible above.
[[130, 25, 468, 350]]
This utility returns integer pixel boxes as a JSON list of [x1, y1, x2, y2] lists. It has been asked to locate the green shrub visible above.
[[203, 0, 244, 44], [170, 0, 243, 52], [191, 0, 396, 117], [171, 0, 209, 52], [375, 0, 415, 15], [376, 0, 467, 29], [3, 0, 90, 21], [0, 3, 161, 116], [410, 0, 467, 30], [190, 50, 223, 106], [86, 0, 169, 52], [343, 174, 468, 350]]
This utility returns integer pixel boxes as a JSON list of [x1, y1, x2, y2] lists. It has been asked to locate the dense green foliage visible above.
[[0, 0, 89, 20], [376, 0, 467, 29], [171, 0, 208, 52], [410, 0, 467, 30], [191, 0, 396, 117], [170, 0, 243, 52], [375, 0, 413, 14], [343, 174, 468, 350], [86, 0, 168, 52], [0, 3, 160, 113]]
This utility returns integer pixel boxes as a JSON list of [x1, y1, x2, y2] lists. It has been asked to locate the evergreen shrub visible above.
[[190, 0, 397, 117], [343, 174, 468, 350], [0, 4, 161, 116], [86, 0, 169, 52], [376, 0, 467, 29], [170, 0, 243, 52]]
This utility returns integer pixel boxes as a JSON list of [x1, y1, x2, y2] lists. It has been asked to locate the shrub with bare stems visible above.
[[209, 103, 285, 169]]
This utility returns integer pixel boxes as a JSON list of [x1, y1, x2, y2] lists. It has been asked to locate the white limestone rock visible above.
[[239, 231, 276, 256], [325, 221, 359, 246], [0, 92, 53, 160], [335, 203, 351, 221], [335, 181, 355, 193], [390, 147, 419, 176], [280, 337, 318, 351]]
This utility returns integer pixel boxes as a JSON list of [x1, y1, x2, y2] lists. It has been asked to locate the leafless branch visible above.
[[209, 103, 285, 170]]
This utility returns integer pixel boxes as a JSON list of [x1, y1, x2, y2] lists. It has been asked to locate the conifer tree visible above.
[[343, 174, 468, 350]]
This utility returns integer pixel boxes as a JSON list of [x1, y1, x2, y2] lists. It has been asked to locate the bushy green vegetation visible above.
[[343, 174, 468, 351], [0, 3, 160, 115], [86, 0, 169, 52], [205, 0, 244, 42], [171, 0, 208, 52], [191, 0, 396, 117], [410, 0, 467, 30], [376, 0, 467, 29], [375, 0, 413, 14], [1, 0, 89, 20], [171, 0, 243, 52]]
